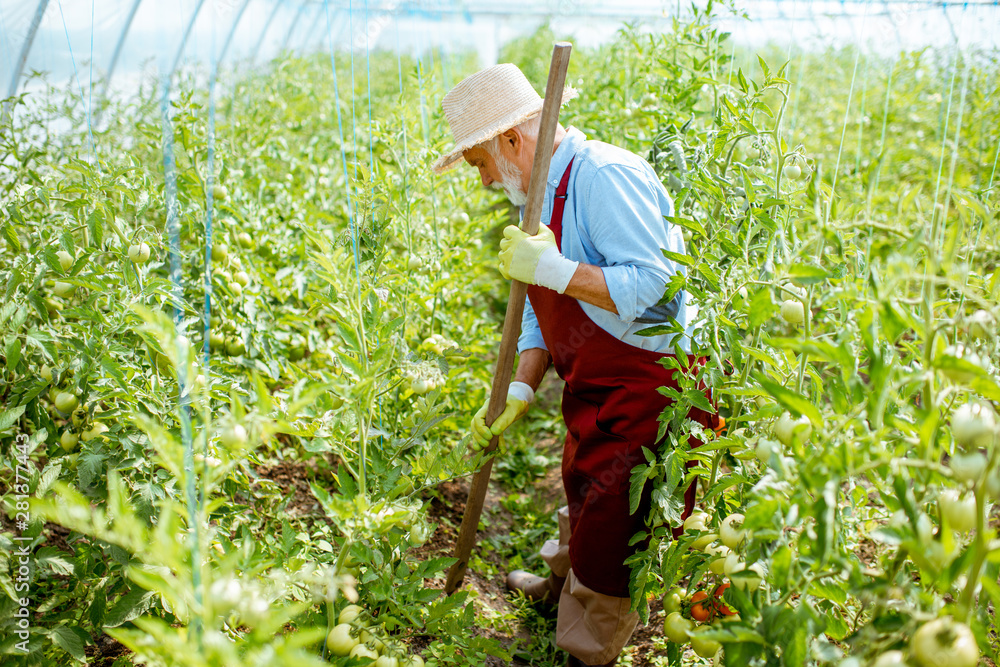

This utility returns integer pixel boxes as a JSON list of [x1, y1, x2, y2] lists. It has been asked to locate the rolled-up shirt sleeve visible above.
[[583, 164, 685, 324], [517, 297, 548, 354]]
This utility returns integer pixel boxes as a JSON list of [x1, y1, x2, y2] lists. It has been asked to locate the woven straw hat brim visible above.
[[432, 87, 578, 174]]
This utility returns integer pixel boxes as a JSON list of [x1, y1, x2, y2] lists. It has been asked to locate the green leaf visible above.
[[0, 404, 25, 431], [87, 208, 104, 248], [103, 587, 154, 628], [49, 625, 86, 661], [35, 464, 62, 497], [786, 263, 829, 284], [666, 215, 706, 238], [661, 249, 695, 267], [628, 465, 649, 515], [6, 337, 21, 372], [89, 587, 107, 628], [2, 221, 21, 254], [748, 289, 775, 329], [755, 374, 823, 426], [719, 236, 742, 258]]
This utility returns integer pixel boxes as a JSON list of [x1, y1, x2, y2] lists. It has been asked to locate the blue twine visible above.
[[160, 65, 202, 646], [323, 1, 364, 297], [203, 6, 219, 373], [396, 19, 411, 241], [88, 0, 93, 136], [350, 0, 359, 182], [57, 0, 97, 164]]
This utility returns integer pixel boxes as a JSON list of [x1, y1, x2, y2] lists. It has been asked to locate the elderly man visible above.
[[432, 63, 719, 667]]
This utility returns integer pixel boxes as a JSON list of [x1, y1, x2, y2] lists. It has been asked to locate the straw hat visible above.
[[432, 63, 577, 173]]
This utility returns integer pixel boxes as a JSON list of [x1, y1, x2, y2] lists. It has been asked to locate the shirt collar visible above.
[[547, 126, 587, 189]]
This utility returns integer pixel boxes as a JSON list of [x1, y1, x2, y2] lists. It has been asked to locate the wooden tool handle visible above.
[[444, 42, 573, 596]]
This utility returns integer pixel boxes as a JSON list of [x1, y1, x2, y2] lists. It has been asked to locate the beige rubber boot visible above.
[[506, 570, 566, 606]]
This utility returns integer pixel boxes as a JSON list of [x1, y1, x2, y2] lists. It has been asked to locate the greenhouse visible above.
[[1, 0, 999, 665]]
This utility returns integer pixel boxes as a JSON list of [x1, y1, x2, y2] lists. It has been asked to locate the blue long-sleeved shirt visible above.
[[517, 127, 694, 355]]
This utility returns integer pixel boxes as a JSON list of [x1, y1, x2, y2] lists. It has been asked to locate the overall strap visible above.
[[550, 157, 575, 232]]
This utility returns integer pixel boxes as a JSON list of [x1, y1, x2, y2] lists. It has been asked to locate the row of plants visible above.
[[596, 6, 1000, 666], [2, 3, 998, 665]]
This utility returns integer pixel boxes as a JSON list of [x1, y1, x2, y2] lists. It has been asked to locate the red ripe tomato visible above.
[[688, 590, 713, 622], [713, 583, 737, 616]]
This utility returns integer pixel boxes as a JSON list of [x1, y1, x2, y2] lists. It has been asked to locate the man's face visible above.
[[463, 139, 528, 207]]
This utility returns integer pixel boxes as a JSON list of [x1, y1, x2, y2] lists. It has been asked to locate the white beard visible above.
[[489, 148, 528, 207]]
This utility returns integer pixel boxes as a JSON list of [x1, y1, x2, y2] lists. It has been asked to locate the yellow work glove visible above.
[[498, 224, 579, 293], [469, 381, 535, 451]]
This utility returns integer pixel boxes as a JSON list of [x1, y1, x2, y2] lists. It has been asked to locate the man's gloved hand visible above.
[[498, 224, 579, 294], [470, 381, 535, 451]]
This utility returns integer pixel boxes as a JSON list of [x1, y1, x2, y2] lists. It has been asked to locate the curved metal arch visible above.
[[293, 3, 327, 55], [94, 0, 143, 125], [252, 0, 287, 64], [279, 2, 311, 54], [217, 0, 253, 66], [5, 0, 51, 103], [170, 0, 209, 78]]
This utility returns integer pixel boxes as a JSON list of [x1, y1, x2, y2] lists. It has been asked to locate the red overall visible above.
[[526, 158, 719, 599]]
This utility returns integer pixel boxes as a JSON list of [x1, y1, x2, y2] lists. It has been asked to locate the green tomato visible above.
[[56, 250, 74, 272], [949, 451, 986, 484], [359, 628, 386, 653], [55, 392, 79, 413], [228, 281, 243, 297], [720, 513, 746, 550], [376, 657, 399, 667], [41, 365, 53, 382], [401, 656, 424, 667], [689, 627, 722, 658], [755, 438, 777, 463], [326, 623, 357, 656], [128, 242, 151, 264], [910, 617, 979, 667], [939, 489, 977, 532], [350, 644, 379, 659], [663, 611, 694, 643], [60, 430, 79, 452], [951, 403, 995, 449], [220, 424, 247, 449], [729, 561, 764, 591], [212, 184, 229, 201], [683, 510, 711, 533], [338, 604, 363, 625], [780, 299, 805, 325], [81, 422, 109, 442], [212, 243, 229, 264], [662, 587, 685, 614], [407, 254, 423, 271], [225, 337, 246, 357], [723, 552, 742, 577], [209, 331, 226, 351], [691, 532, 718, 551], [783, 164, 802, 180], [774, 412, 812, 446], [237, 232, 254, 249], [53, 282, 77, 298], [233, 271, 250, 287]]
